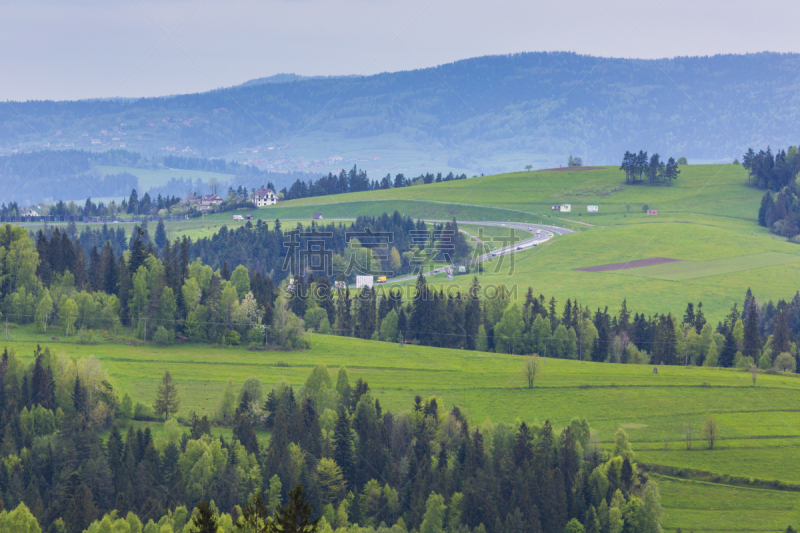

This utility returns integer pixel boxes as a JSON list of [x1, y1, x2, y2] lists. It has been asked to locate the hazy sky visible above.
[[2, 0, 797, 102]]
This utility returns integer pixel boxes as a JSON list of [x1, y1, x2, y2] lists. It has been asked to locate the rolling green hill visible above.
[[218, 164, 798, 322], [7, 327, 800, 532]]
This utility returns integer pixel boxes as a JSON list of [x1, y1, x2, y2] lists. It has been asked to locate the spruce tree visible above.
[[88, 245, 102, 291], [128, 226, 147, 274], [153, 370, 181, 420], [233, 390, 259, 455], [332, 406, 355, 488], [102, 241, 118, 295], [273, 485, 320, 533], [694, 302, 707, 334], [743, 295, 761, 358], [155, 220, 167, 250], [718, 330, 737, 368], [410, 273, 431, 344], [192, 501, 218, 533]]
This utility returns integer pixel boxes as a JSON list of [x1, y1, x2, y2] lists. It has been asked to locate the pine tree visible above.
[[155, 220, 167, 250], [192, 501, 218, 533], [718, 329, 737, 368], [618, 299, 630, 335], [128, 226, 147, 274], [233, 390, 259, 455], [101, 241, 118, 295], [695, 302, 707, 334], [743, 295, 761, 359], [410, 273, 431, 344], [30, 354, 54, 409], [153, 370, 181, 420], [683, 303, 695, 327], [236, 492, 272, 533], [72, 375, 89, 416], [332, 407, 355, 488], [513, 422, 533, 466], [88, 245, 102, 291], [65, 482, 99, 533], [273, 485, 320, 533], [354, 286, 377, 339], [772, 301, 792, 358]]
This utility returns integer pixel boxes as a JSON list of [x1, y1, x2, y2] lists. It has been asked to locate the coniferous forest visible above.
[[0, 342, 659, 533]]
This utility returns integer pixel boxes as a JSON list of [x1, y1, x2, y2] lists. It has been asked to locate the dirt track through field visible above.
[[573, 257, 680, 272]]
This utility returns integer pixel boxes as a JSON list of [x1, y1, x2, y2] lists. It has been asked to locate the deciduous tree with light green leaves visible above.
[[268, 474, 283, 516], [158, 286, 177, 331], [230, 265, 251, 299], [419, 492, 446, 533], [0, 502, 42, 533], [494, 302, 525, 354], [612, 428, 634, 460], [217, 378, 236, 423], [179, 435, 228, 502], [34, 290, 53, 333], [130, 265, 150, 335], [60, 297, 78, 335]]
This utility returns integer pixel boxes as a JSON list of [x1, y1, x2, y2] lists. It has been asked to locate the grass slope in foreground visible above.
[[8, 328, 800, 532]]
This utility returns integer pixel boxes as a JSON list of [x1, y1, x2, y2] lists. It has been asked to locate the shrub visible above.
[[134, 401, 154, 420], [248, 326, 264, 344], [224, 330, 241, 346], [154, 326, 173, 346], [775, 352, 796, 372], [78, 327, 99, 345], [642, 203, 650, 212]]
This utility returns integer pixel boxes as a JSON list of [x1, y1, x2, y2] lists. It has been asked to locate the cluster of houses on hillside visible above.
[[188, 187, 279, 211]]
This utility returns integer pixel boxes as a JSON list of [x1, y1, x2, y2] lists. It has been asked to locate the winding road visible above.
[[386, 221, 575, 284]]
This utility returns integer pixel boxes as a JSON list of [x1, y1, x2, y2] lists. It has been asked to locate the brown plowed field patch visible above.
[[573, 257, 680, 272]]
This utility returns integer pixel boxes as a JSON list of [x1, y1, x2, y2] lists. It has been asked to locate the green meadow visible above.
[[14, 164, 798, 531], [7, 328, 800, 532], [217, 164, 799, 323]]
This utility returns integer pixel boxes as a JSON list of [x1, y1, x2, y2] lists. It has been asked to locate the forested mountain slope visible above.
[[3, 52, 800, 170]]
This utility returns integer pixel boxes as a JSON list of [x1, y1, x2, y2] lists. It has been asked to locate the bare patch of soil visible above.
[[573, 257, 680, 272]]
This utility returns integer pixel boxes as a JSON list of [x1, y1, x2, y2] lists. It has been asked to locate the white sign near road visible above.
[[587, 205, 598, 212], [355, 275, 374, 289]]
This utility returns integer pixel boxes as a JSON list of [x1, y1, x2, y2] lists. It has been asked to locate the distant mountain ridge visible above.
[[3, 51, 800, 171], [235, 73, 357, 87]]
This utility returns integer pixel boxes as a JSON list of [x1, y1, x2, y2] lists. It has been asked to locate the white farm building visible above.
[[253, 187, 278, 207]]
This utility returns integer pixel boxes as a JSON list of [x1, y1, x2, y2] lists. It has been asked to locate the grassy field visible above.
[[14, 164, 798, 530], [620, 252, 800, 281], [211, 165, 799, 323], [7, 328, 800, 531]]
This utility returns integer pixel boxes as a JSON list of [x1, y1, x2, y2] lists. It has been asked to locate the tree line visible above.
[[282, 166, 467, 201], [1, 217, 798, 369], [748, 146, 800, 239], [742, 146, 800, 192], [619, 152, 681, 185], [0, 214, 469, 347], [0, 346, 663, 533]]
